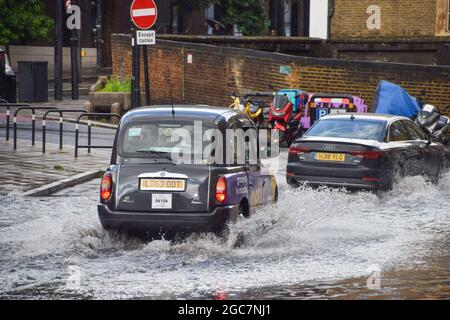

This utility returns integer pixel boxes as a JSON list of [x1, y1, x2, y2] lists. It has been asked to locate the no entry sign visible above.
[[130, 0, 158, 30]]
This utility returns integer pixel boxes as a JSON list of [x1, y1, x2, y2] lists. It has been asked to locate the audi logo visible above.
[[323, 144, 336, 151]]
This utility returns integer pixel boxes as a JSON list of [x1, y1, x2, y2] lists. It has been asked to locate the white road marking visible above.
[[132, 8, 155, 17]]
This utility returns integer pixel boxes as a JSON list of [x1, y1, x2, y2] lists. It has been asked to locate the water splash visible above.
[[0, 173, 449, 299]]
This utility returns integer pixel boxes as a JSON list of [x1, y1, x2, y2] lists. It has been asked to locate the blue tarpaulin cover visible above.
[[373, 81, 421, 118]]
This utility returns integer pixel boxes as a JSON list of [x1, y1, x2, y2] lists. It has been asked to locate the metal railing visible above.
[[42, 109, 87, 153], [0, 100, 33, 141], [75, 113, 121, 158], [13, 107, 57, 150]]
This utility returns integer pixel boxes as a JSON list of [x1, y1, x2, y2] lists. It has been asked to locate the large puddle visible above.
[[0, 172, 449, 299]]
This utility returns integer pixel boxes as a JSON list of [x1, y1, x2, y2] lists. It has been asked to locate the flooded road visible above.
[[0, 171, 449, 300]]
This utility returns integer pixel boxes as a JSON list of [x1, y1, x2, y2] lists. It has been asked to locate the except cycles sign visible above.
[[136, 30, 156, 45], [130, 0, 158, 30]]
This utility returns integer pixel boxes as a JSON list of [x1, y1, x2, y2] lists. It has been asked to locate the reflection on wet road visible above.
[[0, 172, 449, 299]]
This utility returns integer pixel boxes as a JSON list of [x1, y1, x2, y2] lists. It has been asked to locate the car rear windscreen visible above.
[[306, 119, 385, 141], [120, 121, 218, 159]]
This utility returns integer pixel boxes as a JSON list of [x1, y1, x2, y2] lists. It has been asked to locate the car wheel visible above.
[[217, 204, 247, 248]]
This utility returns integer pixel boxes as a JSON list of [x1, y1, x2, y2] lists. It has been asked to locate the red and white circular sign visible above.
[[130, 0, 158, 30]]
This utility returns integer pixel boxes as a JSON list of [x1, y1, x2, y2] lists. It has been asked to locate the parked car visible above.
[[98, 106, 278, 236], [287, 114, 449, 190], [0, 48, 17, 103], [0, 48, 14, 76]]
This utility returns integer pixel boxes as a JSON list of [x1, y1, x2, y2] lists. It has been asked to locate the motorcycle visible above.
[[268, 90, 308, 148], [415, 104, 449, 145]]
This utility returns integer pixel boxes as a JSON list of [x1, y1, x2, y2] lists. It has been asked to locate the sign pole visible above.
[[130, 0, 157, 108], [131, 29, 141, 108], [143, 45, 151, 105], [55, 0, 63, 101]]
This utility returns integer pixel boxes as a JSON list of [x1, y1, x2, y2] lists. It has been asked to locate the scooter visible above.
[[229, 92, 271, 128], [415, 104, 449, 145], [242, 92, 275, 128], [268, 91, 306, 148]]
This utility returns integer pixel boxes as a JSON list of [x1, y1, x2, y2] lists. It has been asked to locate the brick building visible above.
[[5, 1, 450, 70], [111, 34, 450, 115], [331, 0, 450, 39]]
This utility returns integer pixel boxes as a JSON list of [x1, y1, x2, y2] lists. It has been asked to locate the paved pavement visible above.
[[0, 99, 115, 196], [0, 74, 118, 195], [0, 138, 111, 196]]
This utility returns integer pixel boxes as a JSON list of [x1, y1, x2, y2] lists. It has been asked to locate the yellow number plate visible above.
[[140, 179, 186, 192], [315, 153, 346, 162]]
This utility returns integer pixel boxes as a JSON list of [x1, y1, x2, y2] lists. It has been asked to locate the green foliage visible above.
[[218, 0, 269, 36], [98, 77, 131, 93], [173, 0, 217, 13], [0, 0, 54, 45]]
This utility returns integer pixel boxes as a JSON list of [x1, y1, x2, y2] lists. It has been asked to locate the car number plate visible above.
[[140, 179, 186, 192], [152, 194, 172, 209], [316, 153, 346, 162]]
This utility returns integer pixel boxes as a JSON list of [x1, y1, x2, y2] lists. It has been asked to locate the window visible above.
[[205, 4, 215, 35], [448, 0, 450, 31], [403, 121, 428, 141], [120, 121, 213, 161], [284, 0, 292, 37], [306, 119, 385, 141], [388, 121, 411, 142]]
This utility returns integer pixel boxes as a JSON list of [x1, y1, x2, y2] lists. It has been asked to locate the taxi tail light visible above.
[[215, 176, 227, 203], [101, 172, 113, 201], [351, 150, 382, 160], [289, 146, 312, 155]]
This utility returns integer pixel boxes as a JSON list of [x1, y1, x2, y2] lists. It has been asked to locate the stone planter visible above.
[[83, 76, 146, 124]]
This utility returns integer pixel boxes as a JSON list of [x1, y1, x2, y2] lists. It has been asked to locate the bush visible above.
[[98, 77, 131, 93]]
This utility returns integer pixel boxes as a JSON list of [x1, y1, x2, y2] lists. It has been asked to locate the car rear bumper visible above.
[[286, 164, 389, 190], [98, 203, 240, 233]]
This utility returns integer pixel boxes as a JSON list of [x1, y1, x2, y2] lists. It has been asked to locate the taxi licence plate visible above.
[[315, 153, 346, 162], [140, 179, 186, 192]]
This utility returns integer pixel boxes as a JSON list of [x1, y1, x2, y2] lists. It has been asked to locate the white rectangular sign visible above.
[[136, 30, 156, 45], [152, 194, 172, 209]]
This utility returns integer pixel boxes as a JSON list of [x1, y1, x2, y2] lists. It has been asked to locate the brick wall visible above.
[[111, 34, 450, 118], [332, 0, 438, 39]]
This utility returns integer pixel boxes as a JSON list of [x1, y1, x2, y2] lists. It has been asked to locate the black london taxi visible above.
[[98, 105, 278, 236]]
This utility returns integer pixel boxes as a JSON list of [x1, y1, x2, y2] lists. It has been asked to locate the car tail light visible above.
[[101, 172, 112, 201], [289, 146, 312, 155], [215, 176, 227, 203], [351, 150, 382, 160]]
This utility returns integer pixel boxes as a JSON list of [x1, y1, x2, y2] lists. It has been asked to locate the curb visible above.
[[23, 170, 104, 197]]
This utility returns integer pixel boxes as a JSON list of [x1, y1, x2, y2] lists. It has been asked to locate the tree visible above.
[[0, 0, 54, 46], [173, 0, 217, 34], [218, 0, 269, 36]]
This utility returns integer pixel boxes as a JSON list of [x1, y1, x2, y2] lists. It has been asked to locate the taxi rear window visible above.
[[119, 121, 215, 159]]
